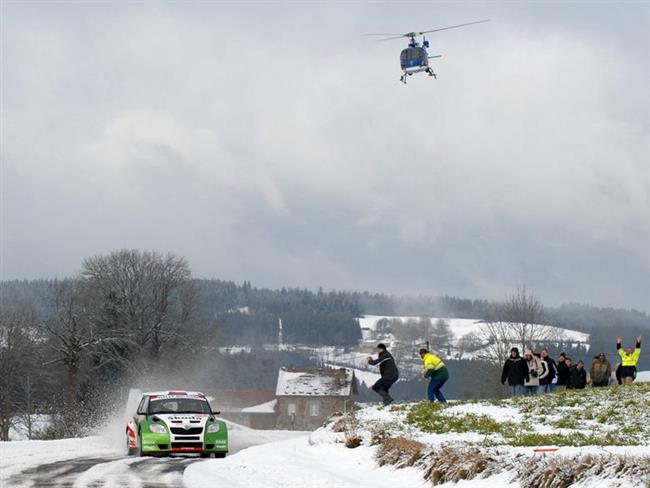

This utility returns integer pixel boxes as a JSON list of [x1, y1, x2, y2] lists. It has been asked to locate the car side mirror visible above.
[[137, 409, 146, 415]]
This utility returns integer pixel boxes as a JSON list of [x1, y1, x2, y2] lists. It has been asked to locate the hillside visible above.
[[330, 383, 650, 486], [183, 383, 649, 487]]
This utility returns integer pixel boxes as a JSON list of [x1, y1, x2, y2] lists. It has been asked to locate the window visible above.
[[287, 403, 296, 416], [309, 401, 319, 417]]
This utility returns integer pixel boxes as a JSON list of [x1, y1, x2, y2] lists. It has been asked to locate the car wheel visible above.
[[214, 452, 226, 459], [199, 453, 212, 458]]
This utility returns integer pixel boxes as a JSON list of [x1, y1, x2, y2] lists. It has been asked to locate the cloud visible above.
[[2, 2, 649, 310]]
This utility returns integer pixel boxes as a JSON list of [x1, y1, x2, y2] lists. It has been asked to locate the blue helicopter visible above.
[[368, 19, 491, 83]]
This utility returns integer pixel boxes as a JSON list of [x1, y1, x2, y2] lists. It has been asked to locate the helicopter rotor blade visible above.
[[375, 35, 411, 41], [428, 55, 442, 59], [417, 19, 491, 36]]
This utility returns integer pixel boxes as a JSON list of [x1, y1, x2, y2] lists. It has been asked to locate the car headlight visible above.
[[207, 422, 220, 433], [149, 423, 167, 434]]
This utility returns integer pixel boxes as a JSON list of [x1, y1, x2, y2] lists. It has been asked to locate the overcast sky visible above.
[[2, 1, 649, 311]]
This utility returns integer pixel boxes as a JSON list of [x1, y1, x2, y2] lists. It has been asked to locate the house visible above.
[[209, 389, 276, 429], [274, 367, 357, 430]]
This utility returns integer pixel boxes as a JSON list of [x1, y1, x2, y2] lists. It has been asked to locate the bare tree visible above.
[[430, 319, 452, 352], [477, 287, 556, 365], [81, 250, 193, 361], [456, 332, 483, 359], [41, 280, 99, 405], [0, 307, 38, 440]]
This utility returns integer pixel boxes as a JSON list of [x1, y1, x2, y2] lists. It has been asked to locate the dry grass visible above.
[[518, 453, 650, 488], [376, 437, 425, 468], [345, 436, 362, 449], [422, 447, 500, 485], [331, 410, 364, 449]]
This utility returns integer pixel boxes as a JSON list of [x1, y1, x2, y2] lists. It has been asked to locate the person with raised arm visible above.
[[616, 336, 642, 385]]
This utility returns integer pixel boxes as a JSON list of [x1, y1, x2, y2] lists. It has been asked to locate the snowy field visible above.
[[358, 315, 590, 345]]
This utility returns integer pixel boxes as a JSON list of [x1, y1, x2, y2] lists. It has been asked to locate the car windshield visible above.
[[148, 398, 211, 414]]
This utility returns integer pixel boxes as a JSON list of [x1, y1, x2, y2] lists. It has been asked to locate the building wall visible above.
[[275, 396, 352, 430]]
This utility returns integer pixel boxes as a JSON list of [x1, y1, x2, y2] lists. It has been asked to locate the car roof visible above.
[[143, 390, 206, 397]]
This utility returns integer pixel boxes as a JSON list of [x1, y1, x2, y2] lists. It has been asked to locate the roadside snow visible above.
[[0, 436, 120, 482], [183, 436, 429, 488]]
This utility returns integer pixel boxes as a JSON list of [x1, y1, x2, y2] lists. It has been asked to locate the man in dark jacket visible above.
[[556, 352, 570, 389], [501, 347, 529, 396], [368, 343, 399, 405], [539, 348, 557, 393], [567, 359, 587, 389]]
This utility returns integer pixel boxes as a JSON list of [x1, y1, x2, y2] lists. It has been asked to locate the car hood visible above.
[[150, 413, 211, 429]]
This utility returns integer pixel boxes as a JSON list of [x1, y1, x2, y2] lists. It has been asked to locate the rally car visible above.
[[126, 391, 228, 458]]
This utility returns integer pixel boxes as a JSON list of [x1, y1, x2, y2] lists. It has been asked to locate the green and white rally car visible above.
[[126, 391, 228, 458]]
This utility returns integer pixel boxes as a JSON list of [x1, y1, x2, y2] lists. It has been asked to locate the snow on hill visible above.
[[358, 315, 590, 345]]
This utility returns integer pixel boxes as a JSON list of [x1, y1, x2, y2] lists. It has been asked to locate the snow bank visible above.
[[183, 436, 428, 488]]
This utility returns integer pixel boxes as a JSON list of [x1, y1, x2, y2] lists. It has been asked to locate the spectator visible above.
[[556, 352, 570, 389], [367, 343, 399, 405], [567, 359, 587, 389], [418, 348, 450, 403], [590, 353, 611, 387], [501, 347, 529, 397], [616, 336, 642, 385], [539, 348, 557, 393], [523, 350, 544, 395], [535, 352, 550, 394]]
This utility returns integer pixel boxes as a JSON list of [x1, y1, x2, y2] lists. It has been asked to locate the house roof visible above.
[[275, 367, 357, 397]]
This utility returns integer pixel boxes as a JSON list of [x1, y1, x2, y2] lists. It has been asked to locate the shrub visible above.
[[423, 447, 499, 485], [376, 437, 424, 468]]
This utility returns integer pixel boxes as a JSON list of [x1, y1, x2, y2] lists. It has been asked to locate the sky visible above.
[[1, 1, 649, 311]]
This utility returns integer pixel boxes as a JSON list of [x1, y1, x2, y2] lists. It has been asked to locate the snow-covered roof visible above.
[[241, 399, 278, 413], [275, 367, 356, 397]]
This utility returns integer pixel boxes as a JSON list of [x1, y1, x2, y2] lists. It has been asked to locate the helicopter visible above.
[[368, 19, 491, 83]]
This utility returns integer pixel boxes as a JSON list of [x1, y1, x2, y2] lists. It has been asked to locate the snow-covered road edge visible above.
[[182, 435, 432, 488], [0, 437, 121, 482]]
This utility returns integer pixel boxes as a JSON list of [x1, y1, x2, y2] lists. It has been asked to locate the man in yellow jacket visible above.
[[616, 335, 642, 385], [419, 348, 450, 403]]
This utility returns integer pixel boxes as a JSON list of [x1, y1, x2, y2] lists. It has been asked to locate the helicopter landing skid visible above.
[[400, 69, 437, 84]]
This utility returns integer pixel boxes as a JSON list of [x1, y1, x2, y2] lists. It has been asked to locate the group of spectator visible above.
[[501, 336, 642, 396]]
